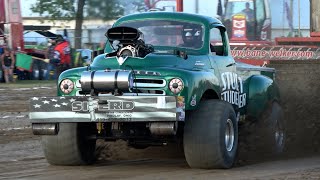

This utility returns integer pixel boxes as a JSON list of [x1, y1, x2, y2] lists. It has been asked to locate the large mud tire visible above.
[[183, 100, 238, 169], [42, 123, 96, 165]]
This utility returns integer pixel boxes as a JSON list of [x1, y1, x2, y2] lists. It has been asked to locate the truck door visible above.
[[209, 26, 236, 74], [209, 25, 245, 109]]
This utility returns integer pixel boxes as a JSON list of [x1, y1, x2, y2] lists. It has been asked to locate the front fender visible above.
[[181, 71, 220, 110], [245, 75, 280, 120]]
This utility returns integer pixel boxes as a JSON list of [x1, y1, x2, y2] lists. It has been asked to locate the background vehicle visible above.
[[221, 0, 272, 44]]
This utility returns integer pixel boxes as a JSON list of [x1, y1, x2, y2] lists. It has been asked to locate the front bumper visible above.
[[29, 96, 185, 123]]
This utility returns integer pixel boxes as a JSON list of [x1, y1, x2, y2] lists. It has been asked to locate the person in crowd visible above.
[[54, 35, 71, 78], [242, 2, 254, 22], [44, 38, 58, 80], [1, 48, 15, 83]]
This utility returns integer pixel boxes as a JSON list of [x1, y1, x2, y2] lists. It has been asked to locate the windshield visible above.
[[118, 20, 204, 50], [224, 0, 254, 21]]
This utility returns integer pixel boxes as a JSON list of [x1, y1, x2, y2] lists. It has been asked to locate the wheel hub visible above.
[[225, 119, 235, 152], [275, 119, 284, 148]]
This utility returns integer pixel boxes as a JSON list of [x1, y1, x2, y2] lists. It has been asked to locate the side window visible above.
[[210, 27, 226, 56]]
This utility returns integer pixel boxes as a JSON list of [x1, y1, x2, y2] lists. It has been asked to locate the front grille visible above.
[[133, 78, 166, 88], [128, 89, 165, 95]]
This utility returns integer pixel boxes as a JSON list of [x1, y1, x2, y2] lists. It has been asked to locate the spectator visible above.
[[1, 48, 15, 83], [44, 38, 58, 80], [242, 2, 254, 22], [54, 35, 71, 78]]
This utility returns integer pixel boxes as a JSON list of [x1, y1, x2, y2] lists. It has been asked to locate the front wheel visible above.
[[42, 123, 96, 165], [183, 99, 238, 169]]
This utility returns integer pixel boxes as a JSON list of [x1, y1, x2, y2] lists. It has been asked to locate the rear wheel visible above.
[[42, 123, 96, 165], [183, 99, 238, 169], [262, 102, 285, 154]]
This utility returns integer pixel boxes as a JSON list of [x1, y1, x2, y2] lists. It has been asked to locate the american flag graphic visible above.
[[29, 96, 184, 123]]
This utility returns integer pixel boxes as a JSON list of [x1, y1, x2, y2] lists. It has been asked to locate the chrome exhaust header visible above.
[[149, 122, 176, 136], [32, 123, 59, 135]]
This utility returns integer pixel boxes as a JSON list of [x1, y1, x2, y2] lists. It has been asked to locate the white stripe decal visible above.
[[134, 102, 176, 109], [30, 111, 176, 119]]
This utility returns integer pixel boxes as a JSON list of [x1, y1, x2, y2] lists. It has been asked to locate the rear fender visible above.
[[245, 75, 280, 121]]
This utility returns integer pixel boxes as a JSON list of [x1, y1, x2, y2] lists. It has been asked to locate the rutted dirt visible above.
[[1, 82, 320, 179]]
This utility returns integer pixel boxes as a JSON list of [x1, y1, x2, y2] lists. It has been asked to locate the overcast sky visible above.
[[20, 0, 310, 29]]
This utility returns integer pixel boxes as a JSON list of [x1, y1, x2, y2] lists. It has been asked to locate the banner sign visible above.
[[231, 46, 318, 61]]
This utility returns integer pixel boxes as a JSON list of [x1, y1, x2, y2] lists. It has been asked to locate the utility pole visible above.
[[290, 0, 293, 35], [195, 0, 199, 14], [298, 0, 300, 36], [310, 0, 320, 36], [176, 0, 183, 12]]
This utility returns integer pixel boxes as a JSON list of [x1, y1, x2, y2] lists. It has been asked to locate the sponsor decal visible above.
[[233, 14, 246, 19], [221, 72, 246, 108], [97, 111, 133, 119], [195, 61, 205, 66], [233, 20, 246, 28], [177, 96, 185, 121], [234, 30, 245, 38], [190, 95, 197, 106], [260, 31, 267, 40]]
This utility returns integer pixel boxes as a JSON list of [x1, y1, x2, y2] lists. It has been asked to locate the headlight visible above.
[[169, 78, 184, 94], [60, 79, 74, 94]]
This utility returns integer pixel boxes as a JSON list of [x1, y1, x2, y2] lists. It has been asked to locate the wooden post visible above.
[[310, 0, 320, 37], [176, 0, 183, 12]]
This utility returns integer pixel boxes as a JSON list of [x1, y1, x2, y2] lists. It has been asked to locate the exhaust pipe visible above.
[[149, 122, 176, 136], [32, 123, 59, 135]]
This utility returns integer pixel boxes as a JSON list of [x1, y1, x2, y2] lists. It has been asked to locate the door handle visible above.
[[226, 62, 236, 67]]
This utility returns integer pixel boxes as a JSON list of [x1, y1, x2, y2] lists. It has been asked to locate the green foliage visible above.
[[31, 0, 76, 20], [31, 0, 124, 21], [86, 0, 124, 20]]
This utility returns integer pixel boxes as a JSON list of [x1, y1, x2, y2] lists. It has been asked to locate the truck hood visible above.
[[90, 53, 205, 71], [59, 53, 210, 81]]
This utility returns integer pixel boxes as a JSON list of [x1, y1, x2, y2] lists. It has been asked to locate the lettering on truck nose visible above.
[[72, 101, 135, 112]]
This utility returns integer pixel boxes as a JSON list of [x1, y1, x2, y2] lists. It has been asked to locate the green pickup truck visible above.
[[30, 12, 284, 169]]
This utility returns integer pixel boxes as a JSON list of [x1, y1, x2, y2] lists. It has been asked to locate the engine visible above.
[[105, 26, 154, 58]]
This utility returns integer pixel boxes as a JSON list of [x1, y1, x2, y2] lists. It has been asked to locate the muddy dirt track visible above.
[[1, 81, 320, 180]]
